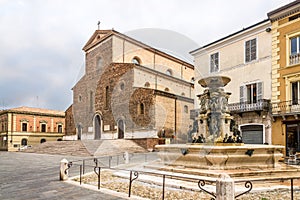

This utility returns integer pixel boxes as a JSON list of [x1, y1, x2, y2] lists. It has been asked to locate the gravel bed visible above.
[[73, 171, 300, 200]]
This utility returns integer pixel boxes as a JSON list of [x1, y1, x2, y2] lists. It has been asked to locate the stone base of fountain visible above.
[[144, 143, 300, 180], [155, 144, 284, 170]]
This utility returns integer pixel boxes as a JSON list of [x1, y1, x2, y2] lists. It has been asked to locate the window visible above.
[[289, 13, 300, 21], [58, 125, 62, 133], [166, 69, 173, 76], [140, 103, 144, 115], [290, 37, 300, 55], [22, 123, 27, 132], [78, 95, 82, 102], [120, 82, 125, 90], [210, 52, 219, 73], [21, 138, 27, 146], [144, 82, 150, 88], [289, 36, 300, 65], [165, 87, 170, 92], [240, 82, 262, 103], [245, 38, 257, 62], [184, 105, 188, 113], [137, 103, 145, 115], [41, 124, 46, 132], [292, 81, 300, 105], [132, 57, 141, 65]]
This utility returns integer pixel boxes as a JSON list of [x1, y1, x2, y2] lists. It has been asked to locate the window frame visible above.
[[240, 81, 263, 103], [287, 32, 300, 66], [41, 123, 47, 133], [22, 123, 28, 132], [210, 52, 219, 73], [244, 38, 257, 63]]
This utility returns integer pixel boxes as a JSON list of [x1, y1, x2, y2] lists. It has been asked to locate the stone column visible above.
[[60, 159, 69, 181], [216, 173, 235, 200]]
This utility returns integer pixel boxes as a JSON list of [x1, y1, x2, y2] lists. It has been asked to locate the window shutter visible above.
[[240, 85, 245, 102], [251, 38, 257, 60], [257, 82, 263, 100], [245, 41, 250, 62]]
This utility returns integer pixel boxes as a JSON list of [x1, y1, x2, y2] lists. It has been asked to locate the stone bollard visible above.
[[216, 173, 235, 200], [60, 158, 69, 181], [124, 151, 129, 164]]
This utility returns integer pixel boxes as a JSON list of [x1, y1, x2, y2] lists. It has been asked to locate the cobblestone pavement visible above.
[[0, 152, 125, 200]]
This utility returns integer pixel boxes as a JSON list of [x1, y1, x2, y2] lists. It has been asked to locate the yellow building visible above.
[[268, 1, 300, 155], [0, 106, 65, 151]]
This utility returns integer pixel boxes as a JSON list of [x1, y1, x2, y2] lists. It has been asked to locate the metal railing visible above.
[[65, 154, 300, 200], [228, 99, 270, 113], [272, 100, 300, 115], [290, 53, 300, 65]]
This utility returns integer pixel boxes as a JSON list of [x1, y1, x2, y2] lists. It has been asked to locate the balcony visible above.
[[272, 100, 300, 116], [228, 99, 271, 114], [190, 99, 271, 119], [290, 53, 300, 65]]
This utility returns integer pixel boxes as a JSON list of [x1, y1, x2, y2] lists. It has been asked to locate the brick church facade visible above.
[[65, 29, 194, 147]]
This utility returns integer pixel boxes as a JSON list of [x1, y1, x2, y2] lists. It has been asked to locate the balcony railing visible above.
[[290, 53, 300, 65], [190, 99, 270, 119], [272, 100, 300, 115], [228, 99, 270, 113]]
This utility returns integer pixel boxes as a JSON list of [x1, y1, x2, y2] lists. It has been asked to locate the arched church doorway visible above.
[[94, 115, 102, 140], [117, 119, 125, 139]]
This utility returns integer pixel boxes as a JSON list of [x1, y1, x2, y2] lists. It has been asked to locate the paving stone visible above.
[[0, 152, 124, 200]]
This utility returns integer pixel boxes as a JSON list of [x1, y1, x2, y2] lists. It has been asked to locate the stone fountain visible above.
[[155, 76, 285, 173]]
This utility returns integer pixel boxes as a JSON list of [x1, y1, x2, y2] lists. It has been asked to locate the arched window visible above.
[[166, 69, 173, 76], [58, 125, 62, 133], [21, 138, 27, 146], [132, 57, 141, 65], [120, 82, 125, 91], [184, 105, 188, 113], [137, 103, 145, 115], [140, 103, 144, 115], [165, 87, 170, 92], [40, 139, 46, 143], [144, 82, 150, 88]]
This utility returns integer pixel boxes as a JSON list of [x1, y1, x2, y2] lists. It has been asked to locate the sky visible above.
[[0, 0, 293, 111]]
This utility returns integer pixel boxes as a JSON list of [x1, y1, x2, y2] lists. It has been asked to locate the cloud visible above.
[[0, 0, 292, 111]]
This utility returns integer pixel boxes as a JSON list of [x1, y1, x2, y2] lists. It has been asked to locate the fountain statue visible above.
[[197, 76, 233, 143], [155, 75, 284, 172]]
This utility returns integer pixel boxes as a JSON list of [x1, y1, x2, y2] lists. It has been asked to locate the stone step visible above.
[[22, 139, 148, 157], [93, 139, 147, 156], [23, 141, 92, 157]]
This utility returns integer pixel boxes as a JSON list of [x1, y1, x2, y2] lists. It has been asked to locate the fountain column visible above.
[[197, 76, 233, 143]]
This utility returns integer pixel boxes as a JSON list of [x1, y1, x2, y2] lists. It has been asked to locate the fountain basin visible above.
[[156, 144, 284, 170]]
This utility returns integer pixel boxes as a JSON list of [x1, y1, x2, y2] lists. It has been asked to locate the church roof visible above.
[[1, 106, 65, 116], [82, 29, 194, 69]]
